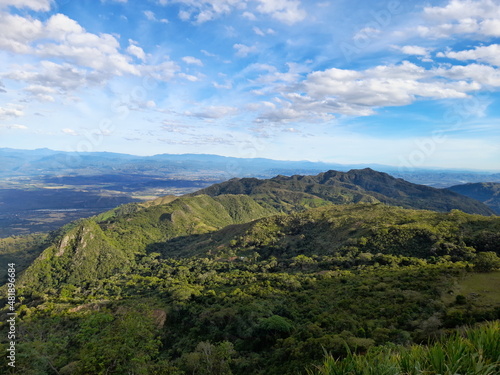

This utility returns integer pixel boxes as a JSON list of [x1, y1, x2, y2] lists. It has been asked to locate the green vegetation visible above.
[[309, 321, 500, 375], [0, 233, 48, 283], [195, 169, 494, 215], [0, 170, 499, 374]]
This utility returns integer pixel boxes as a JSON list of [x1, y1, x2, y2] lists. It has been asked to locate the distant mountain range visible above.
[[2, 147, 500, 187]]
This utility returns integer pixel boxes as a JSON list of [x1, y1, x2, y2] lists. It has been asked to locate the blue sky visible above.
[[0, 0, 499, 171]]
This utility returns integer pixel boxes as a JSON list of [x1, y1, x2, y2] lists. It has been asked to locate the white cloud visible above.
[[233, 43, 257, 57], [255, 61, 485, 123], [164, 0, 305, 24], [213, 80, 232, 89], [127, 44, 146, 61], [437, 44, 500, 67], [253, 26, 265, 36], [141, 61, 180, 81], [253, 26, 275, 36], [434, 63, 500, 87], [178, 72, 200, 81], [165, 0, 247, 23], [0, 13, 140, 76], [0, 105, 23, 119], [144, 10, 155, 20], [143, 10, 168, 23], [353, 27, 381, 40], [417, 0, 500, 38], [242, 11, 256, 20], [182, 56, 203, 66], [24, 84, 57, 102], [0, 0, 52, 11], [185, 105, 238, 119], [4, 61, 104, 91], [0, 124, 28, 130], [255, 0, 306, 24], [396, 45, 431, 56], [0, 12, 182, 100], [61, 128, 79, 136]]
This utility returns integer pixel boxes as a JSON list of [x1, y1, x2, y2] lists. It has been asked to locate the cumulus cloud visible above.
[[0, 12, 182, 98], [3, 61, 104, 91], [417, 0, 500, 38], [437, 44, 500, 67], [434, 63, 500, 87], [0, 13, 140, 76], [255, 61, 484, 123], [24, 84, 57, 102]]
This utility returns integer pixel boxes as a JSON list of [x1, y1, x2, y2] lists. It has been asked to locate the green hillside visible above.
[[448, 182, 500, 214], [1, 171, 499, 375], [194, 169, 494, 215], [17, 194, 277, 291]]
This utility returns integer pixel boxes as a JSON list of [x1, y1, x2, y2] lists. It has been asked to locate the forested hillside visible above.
[[1, 171, 499, 374], [193, 169, 494, 215]]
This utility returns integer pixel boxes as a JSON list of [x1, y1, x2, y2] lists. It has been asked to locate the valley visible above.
[[1, 149, 499, 238]]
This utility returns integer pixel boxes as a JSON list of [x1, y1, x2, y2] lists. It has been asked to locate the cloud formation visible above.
[[438, 44, 500, 67]]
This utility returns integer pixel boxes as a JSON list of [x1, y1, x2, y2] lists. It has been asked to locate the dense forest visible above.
[[1, 170, 499, 374]]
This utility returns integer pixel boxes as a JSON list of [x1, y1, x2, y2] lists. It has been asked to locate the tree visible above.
[[473, 252, 500, 272], [183, 341, 235, 375]]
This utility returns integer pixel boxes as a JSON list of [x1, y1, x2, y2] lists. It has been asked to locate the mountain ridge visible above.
[[447, 182, 500, 214], [193, 168, 495, 215]]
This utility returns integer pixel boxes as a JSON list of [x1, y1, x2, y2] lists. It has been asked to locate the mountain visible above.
[[147, 203, 500, 261], [2, 147, 500, 186], [193, 168, 495, 215], [447, 182, 500, 214], [2, 170, 500, 375], [14, 169, 497, 291], [18, 194, 277, 290]]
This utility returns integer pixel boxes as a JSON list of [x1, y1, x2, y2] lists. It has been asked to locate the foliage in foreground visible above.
[[309, 321, 500, 375]]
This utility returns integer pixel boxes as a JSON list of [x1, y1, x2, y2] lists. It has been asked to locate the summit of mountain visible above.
[[194, 168, 494, 215]]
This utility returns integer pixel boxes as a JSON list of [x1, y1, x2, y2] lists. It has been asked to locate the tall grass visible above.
[[308, 321, 500, 375]]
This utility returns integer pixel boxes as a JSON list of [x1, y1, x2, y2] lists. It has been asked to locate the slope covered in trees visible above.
[[194, 169, 494, 215], [1, 171, 499, 374]]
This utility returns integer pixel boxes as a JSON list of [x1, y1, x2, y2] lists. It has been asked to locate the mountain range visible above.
[[5, 168, 495, 287], [1, 167, 500, 374], [2, 147, 500, 187]]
